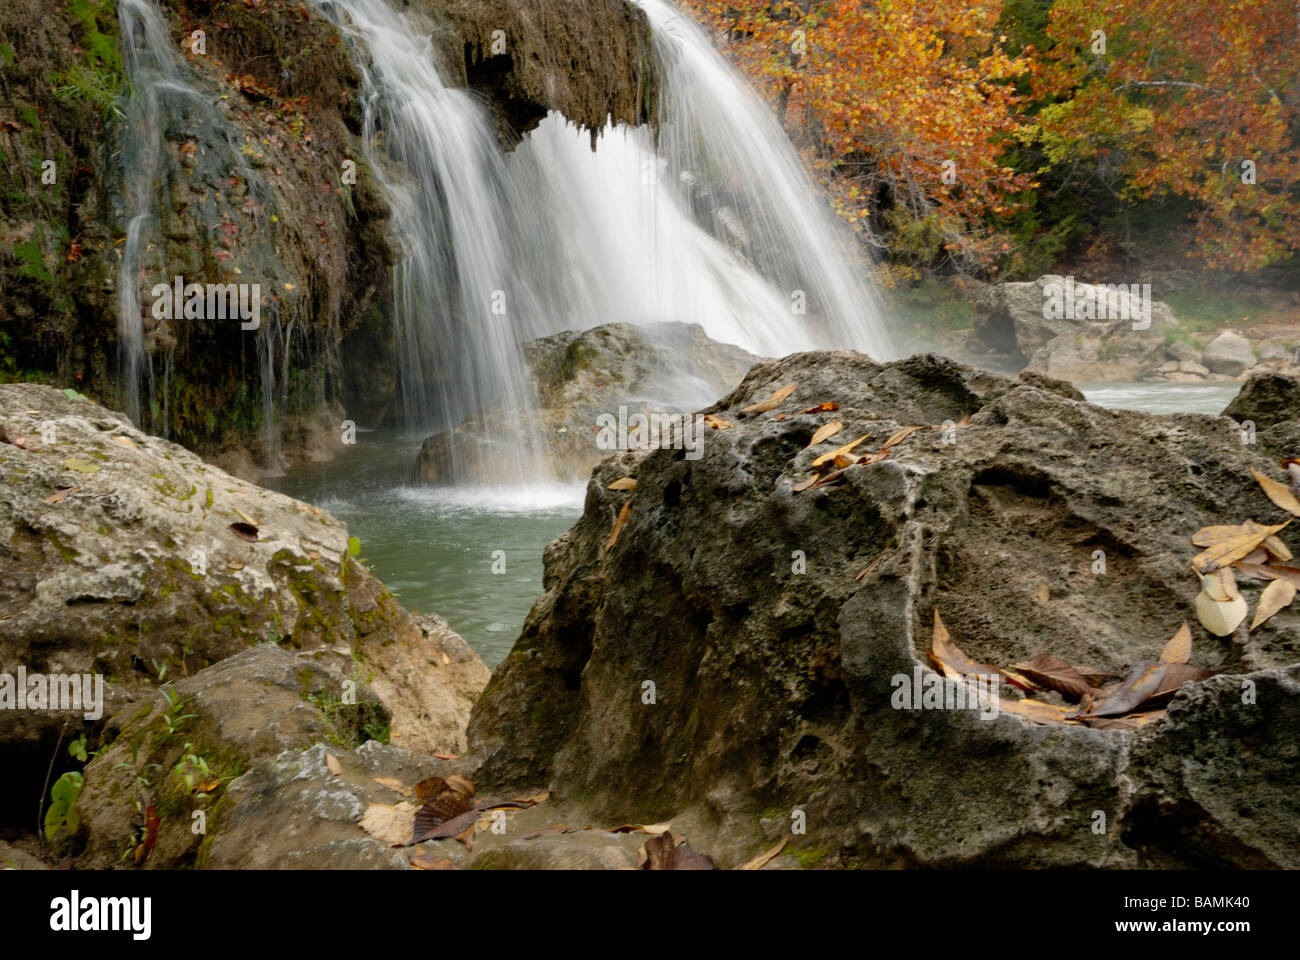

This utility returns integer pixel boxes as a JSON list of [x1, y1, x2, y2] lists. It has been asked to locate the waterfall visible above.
[[318, 0, 889, 484]]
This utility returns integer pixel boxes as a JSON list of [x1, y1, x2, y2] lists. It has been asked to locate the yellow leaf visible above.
[[1252, 466, 1300, 517], [738, 835, 789, 870], [703, 414, 733, 430], [812, 433, 869, 467], [807, 420, 844, 447], [739, 383, 797, 414], [1192, 520, 1289, 573], [325, 753, 342, 775], [1158, 622, 1192, 664], [1250, 578, 1296, 631], [605, 500, 631, 554], [607, 477, 637, 491]]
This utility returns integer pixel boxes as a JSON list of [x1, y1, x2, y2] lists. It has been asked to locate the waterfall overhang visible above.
[[427, 0, 657, 147]]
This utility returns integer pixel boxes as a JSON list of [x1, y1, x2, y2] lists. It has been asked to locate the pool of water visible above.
[[1078, 381, 1240, 415], [266, 430, 583, 668]]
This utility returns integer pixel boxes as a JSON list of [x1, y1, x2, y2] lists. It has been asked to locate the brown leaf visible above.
[[523, 825, 571, 840], [44, 487, 76, 504], [854, 448, 891, 466], [412, 807, 479, 845], [229, 521, 259, 542], [833, 453, 857, 469], [1035, 582, 1050, 603], [800, 402, 839, 413], [928, 610, 1007, 683], [1010, 654, 1099, 701], [1192, 523, 1255, 547], [605, 500, 631, 554], [739, 383, 797, 414], [808, 420, 844, 447], [1243, 520, 1293, 563], [1074, 662, 1214, 719], [432, 752, 460, 760], [1158, 622, 1193, 664], [738, 835, 789, 870], [608, 822, 674, 835], [112, 435, 138, 449], [607, 477, 637, 491], [792, 474, 820, 493], [811, 466, 850, 489], [881, 425, 923, 449], [1250, 578, 1297, 631], [703, 413, 733, 430], [812, 433, 870, 467], [1252, 466, 1300, 517], [325, 753, 342, 775], [638, 832, 715, 870]]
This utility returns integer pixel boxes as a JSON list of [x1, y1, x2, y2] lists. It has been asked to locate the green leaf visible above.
[[44, 771, 84, 840], [347, 536, 361, 557], [68, 735, 87, 762]]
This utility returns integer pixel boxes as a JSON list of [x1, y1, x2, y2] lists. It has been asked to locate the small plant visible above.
[[43, 771, 84, 841], [171, 744, 213, 792], [156, 684, 196, 738]]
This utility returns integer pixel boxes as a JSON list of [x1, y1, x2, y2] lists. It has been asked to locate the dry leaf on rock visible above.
[[998, 697, 1074, 725], [1250, 578, 1297, 631], [1075, 662, 1214, 719], [792, 474, 819, 493], [373, 777, 413, 797], [44, 488, 75, 504], [1158, 622, 1193, 664], [1010, 654, 1098, 701], [523, 825, 571, 840], [607, 477, 637, 491], [413, 808, 479, 845], [112, 435, 138, 449], [605, 500, 631, 554], [801, 402, 839, 413], [739, 383, 797, 414], [703, 414, 733, 430], [608, 822, 674, 835], [929, 610, 1011, 684], [360, 803, 417, 847], [1192, 520, 1289, 573], [881, 425, 923, 449], [1035, 582, 1050, 603], [1195, 572, 1249, 636], [808, 420, 844, 447], [1252, 466, 1300, 517], [1243, 520, 1292, 562], [325, 753, 342, 776], [812, 433, 869, 467], [738, 836, 789, 870], [1078, 710, 1166, 731]]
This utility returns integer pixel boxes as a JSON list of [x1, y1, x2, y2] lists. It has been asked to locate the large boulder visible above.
[[0, 384, 488, 830], [416, 322, 761, 484], [468, 351, 1300, 868], [969, 276, 1178, 381], [1202, 331, 1257, 376]]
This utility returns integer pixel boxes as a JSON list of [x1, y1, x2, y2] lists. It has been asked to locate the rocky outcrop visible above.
[[1221, 370, 1300, 464], [968, 276, 1178, 380], [1202, 331, 1257, 376], [1, 383, 488, 841], [468, 351, 1300, 868], [417, 322, 761, 484]]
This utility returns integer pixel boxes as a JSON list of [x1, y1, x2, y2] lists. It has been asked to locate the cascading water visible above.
[[315, 0, 892, 482]]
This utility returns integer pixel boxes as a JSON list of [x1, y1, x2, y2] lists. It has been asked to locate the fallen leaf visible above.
[[325, 753, 342, 775], [523, 825, 571, 840], [1250, 578, 1296, 631], [1010, 654, 1099, 701], [929, 610, 1015, 685], [1252, 466, 1300, 517], [229, 522, 259, 542], [1075, 662, 1214, 719], [738, 835, 789, 870], [703, 414, 733, 430], [1202, 566, 1241, 602], [808, 420, 844, 447], [112, 436, 138, 449], [605, 500, 631, 554], [233, 506, 258, 526], [455, 822, 474, 851], [1195, 573, 1249, 636], [1191, 520, 1288, 573], [739, 383, 796, 414], [1240, 564, 1300, 589], [607, 477, 637, 491], [801, 402, 839, 413], [373, 777, 413, 797], [1158, 622, 1193, 664], [1192, 523, 1255, 547], [854, 448, 891, 466], [1035, 582, 1050, 603], [360, 803, 417, 847], [44, 488, 76, 504], [833, 453, 857, 469], [997, 697, 1074, 725], [226, 561, 243, 571], [413, 808, 478, 844], [792, 474, 820, 492], [1243, 520, 1292, 563], [638, 832, 714, 870], [812, 434, 869, 467], [881, 425, 923, 449], [432, 752, 459, 760], [772, 413, 788, 421]]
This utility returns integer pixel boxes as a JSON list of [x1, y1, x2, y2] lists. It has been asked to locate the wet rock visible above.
[[417, 322, 761, 484], [468, 350, 1300, 868], [1202, 331, 1256, 376]]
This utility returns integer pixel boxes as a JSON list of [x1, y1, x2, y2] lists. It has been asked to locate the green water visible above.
[[266, 430, 583, 668]]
